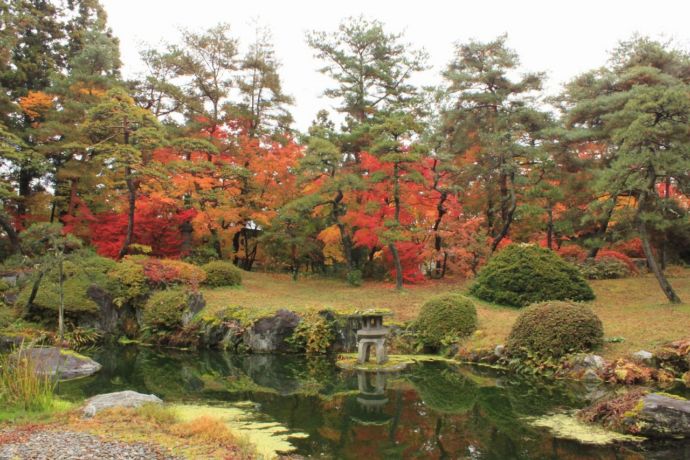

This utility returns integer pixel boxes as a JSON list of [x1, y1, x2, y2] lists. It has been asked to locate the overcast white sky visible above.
[[101, 0, 690, 131]]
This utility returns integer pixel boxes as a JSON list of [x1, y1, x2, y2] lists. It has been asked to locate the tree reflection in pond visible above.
[[58, 346, 662, 459]]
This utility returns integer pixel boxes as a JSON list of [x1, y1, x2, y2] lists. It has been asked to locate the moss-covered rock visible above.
[[415, 293, 477, 348], [201, 261, 242, 287], [469, 244, 595, 307], [507, 301, 604, 358]]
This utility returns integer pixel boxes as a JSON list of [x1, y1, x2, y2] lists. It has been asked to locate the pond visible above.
[[57, 346, 687, 459]]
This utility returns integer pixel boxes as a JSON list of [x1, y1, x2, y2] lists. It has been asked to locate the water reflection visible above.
[[56, 346, 680, 459]]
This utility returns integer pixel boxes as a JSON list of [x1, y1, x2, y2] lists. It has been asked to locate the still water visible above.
[[57, 346, 689, 459]]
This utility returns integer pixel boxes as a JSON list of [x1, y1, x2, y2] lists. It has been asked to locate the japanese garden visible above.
[[1, 1, 690, 459]]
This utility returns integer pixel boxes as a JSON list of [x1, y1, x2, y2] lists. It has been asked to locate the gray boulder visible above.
[[632, 350, 654, 364], [244, 309, 300, 353], [181, 292, 206, 326], [83, 390, 162, 418], [15, 347, 101, 380], [628, 393, 690, 438]]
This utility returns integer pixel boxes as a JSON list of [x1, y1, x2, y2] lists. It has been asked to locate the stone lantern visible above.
[[355, 312, 390, 365]]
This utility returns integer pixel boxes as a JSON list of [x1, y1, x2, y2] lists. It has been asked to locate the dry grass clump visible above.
[[68, 405, 255, 460]]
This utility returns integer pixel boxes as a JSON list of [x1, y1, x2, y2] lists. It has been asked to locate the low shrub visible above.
[[506, 301, 604, 358], [579, 257, 631, 280], [108, 257, 149, 307], [416, 293, 477, 348], [184, 245, 220, 266], [557, 245, 587, 262], [612, 238, 645, 258], [469, 244, 595, 307], [142, 288, 191, 332], [287, 311, 335, 354], [144, 259, 207, 289], [596, 250, 638, 274], [201, 261, 242, 287], [346, 269, 362, 287]]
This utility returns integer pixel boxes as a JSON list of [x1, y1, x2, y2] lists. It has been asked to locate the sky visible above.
[[101, 0, 690, 131]]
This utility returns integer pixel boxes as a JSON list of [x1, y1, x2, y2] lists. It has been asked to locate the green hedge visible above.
[[469, 244, 595, 307], [201, 261, 242, 287], [506, 301, 604, 358], [416, 293, 477, 348]]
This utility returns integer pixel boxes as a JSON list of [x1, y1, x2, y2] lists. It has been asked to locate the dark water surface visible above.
[[57, 346, 689, 459]]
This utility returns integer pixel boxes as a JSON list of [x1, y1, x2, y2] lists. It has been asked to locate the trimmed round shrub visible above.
[[506, 301, 604, 358], [142, 288, 190, 332], [201, 261, 242, 287], [469, 244, 595, 307], [578, 257, 631, 280], [416, 293, 477, 348]]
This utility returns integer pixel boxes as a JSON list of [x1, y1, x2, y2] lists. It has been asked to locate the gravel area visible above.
[[0, 429, 180, 460]]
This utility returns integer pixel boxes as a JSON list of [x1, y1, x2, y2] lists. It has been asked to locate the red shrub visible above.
[[612, 238, 645, 258], [143, 258, 207, 289], [557, 245, 587, 262], [596, 250, 638, 273]]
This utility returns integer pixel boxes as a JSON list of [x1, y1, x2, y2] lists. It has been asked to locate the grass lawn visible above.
[[202, 268, 690, 360]]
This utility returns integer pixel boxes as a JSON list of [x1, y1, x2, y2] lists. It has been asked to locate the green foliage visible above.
[[0, 302, 17, 329], [62, 327, 102, 350], [286, 312, 335, 354], [507, 301, 604, 358], [0, 279, 12, 292], [201, 261, 242, 287], [469, 244, 595, 307], [185, 245, 220, 265], [415, 293, 477, 348], [579, 257, 631, 280], [346, 269, 362, 287], [142, 288, 190, 332], [18, 253, 116, 313], [409, 366, 478, 414], [107, 257, 149, 307]]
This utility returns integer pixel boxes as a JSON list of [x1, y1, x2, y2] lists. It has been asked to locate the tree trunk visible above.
[[389, 243, 403, 290], [26, 271, 44, 309], [639, 218, 681, 303], [546, 206, 553, 250], [490, 174, 516, 253], [58, 257, 65, 343], [0, 214, 21, 255], [637, 170, 681, 304], [118, 169, 136, 259]]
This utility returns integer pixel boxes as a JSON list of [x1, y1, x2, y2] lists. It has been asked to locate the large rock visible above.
[[15, 347, 101, 380], [181, 292, 206, 327], [244, 309, 300, 353], [628, 393, 690, 438], [82, 390, 162, 418]]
